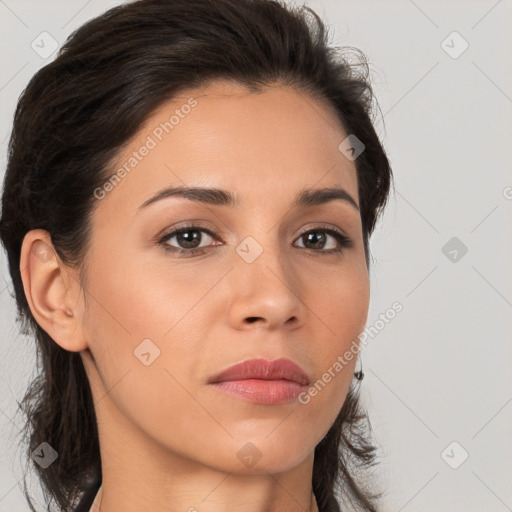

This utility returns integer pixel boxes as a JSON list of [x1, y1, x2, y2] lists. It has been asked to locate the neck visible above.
[[95, 469, 320, 512]]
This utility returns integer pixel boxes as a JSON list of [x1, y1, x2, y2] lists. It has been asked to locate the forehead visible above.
[[94, 80, 358, 217]]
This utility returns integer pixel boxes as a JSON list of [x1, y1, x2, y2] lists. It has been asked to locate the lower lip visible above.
[[211, 379, 307, 405]]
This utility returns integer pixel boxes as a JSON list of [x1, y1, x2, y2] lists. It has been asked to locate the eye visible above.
[[157, 224, 353, 257], [159, 224, 220, 256], [294, 227, 353, 253]]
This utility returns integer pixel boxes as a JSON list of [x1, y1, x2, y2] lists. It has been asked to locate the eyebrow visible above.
[[137, 185, 359, 213]]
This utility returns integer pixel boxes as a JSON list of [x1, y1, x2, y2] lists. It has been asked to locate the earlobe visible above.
[[19, 229, 88, 352]]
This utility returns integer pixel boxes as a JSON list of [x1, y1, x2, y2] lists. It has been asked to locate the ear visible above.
[[19, 229, 88, 352]]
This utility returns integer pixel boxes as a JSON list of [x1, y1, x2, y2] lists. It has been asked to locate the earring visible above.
[[354, 356, 364, 381]]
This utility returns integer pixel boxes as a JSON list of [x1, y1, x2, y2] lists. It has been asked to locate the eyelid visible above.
[[154, 220, 217, 242], [296, 223, 349, 239]]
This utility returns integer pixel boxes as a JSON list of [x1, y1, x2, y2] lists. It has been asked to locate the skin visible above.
[[20, 80, 370, 512]]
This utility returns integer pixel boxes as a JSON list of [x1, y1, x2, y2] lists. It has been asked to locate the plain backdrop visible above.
[[1, 1, 511, 511]]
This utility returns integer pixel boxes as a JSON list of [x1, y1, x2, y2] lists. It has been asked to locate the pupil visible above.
[[306, 231, 325, 249], [178, 230, 200, 248]]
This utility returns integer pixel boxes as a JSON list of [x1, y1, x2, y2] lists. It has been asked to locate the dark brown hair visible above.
[[0, 0, 393, 510]]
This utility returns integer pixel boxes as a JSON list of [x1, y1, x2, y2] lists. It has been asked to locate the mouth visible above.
[[208, 357, 310, 405]]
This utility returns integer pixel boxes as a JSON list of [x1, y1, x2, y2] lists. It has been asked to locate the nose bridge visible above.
[[235, 228, 288, 283]]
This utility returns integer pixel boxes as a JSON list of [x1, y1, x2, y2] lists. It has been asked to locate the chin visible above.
[[213, 435, 317, 475]]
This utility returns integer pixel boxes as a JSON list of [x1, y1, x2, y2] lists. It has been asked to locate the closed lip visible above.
[[208, 357, 310, 386]]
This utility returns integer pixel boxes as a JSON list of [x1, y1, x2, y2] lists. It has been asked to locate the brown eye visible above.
[[163, 228, 212, 250], [159, 225, 221, 256], [295, 227, 353, 253]]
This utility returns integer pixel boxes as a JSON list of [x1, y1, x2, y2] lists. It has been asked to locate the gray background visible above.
[[1, 0, 511, 510]]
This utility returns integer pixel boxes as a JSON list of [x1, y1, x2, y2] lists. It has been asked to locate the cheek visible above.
[[81, 247, 219, 408], [303, 263, 369, 407], [81, 259, 213, 457], [312, 260, 370, 351], [84, 239, 220, 341]]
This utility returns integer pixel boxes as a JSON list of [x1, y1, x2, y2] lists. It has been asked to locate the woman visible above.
[[0, 0, 393, 511]]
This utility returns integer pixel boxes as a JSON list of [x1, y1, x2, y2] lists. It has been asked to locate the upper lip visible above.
[[208, 357, 310, 386]]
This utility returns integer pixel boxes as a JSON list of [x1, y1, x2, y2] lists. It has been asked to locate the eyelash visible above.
[[158, 223, 353, 257]]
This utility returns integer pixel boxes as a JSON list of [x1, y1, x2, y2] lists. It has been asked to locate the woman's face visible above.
[[78, 80, 370, 475]]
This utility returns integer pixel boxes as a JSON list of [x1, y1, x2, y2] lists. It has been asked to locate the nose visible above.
[[226, 237, 305, 332]]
